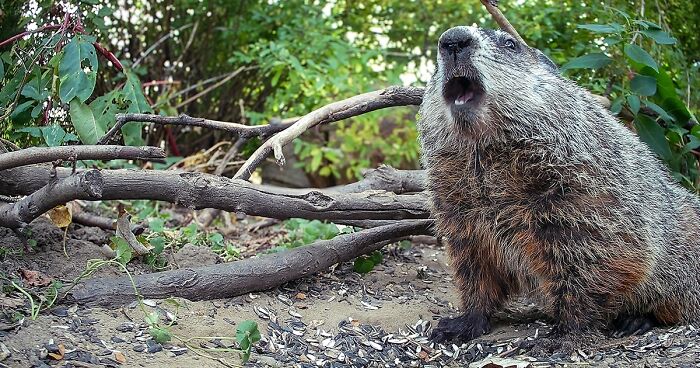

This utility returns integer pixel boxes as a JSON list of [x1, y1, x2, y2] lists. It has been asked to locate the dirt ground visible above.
[[1, 218, 700, 367]]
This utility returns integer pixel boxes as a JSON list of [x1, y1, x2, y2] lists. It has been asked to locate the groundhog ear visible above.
[[533, 49, 559, 75]]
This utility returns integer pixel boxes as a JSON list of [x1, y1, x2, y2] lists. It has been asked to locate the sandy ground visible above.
[[1, 219, 700, 367]]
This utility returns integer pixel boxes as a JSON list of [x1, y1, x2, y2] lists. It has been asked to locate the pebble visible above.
[[50, 307, 69, 317], [116, 322, 135, 332], [146, 339, 163, 353], [111, 336, 126, 343], [133, 344, 146, 353]]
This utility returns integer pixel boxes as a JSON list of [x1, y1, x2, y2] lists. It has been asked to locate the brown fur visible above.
[[419, 26, 700, 341]]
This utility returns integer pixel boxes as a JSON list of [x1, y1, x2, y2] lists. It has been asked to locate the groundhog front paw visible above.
[[429, 310, 490, 343], [611, 313, 657, 337]]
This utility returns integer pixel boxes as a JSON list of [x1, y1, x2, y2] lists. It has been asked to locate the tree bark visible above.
[[0, 145, 165, 170], [65, 220, 432, 306], [0, 165, 429, 228]]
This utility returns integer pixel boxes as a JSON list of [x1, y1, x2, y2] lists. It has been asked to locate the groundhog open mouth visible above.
[[443, 76, 485, 109]]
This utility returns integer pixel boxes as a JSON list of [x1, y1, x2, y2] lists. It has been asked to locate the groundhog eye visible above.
[[503, 39, 516, 50]]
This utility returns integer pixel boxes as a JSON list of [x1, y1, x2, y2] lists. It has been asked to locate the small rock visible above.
[[133, 345, 146, 353], [111, 336, 126, 343], [45, 343, 60, 354], [50, 307, 69, 317], [116, 322, 135, 332], [0, 343, 10, 361], [146, 339, 162, 353]]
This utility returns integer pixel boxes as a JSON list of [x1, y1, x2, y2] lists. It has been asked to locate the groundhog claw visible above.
[[430, 311, 490, 343], [612, 313, 657, 337]]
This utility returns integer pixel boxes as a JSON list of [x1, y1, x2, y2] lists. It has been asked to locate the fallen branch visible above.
[[72, 210, 117, 230], [234, 86, 424, 180], [0, 170, 103, 229], [97, 113, 295, 145], [326, 165, 426, 194], [0, 145, 166, 170], [0, 165, 429, 229], [197, 138, 249, 227], [65, 220, 432, 306]]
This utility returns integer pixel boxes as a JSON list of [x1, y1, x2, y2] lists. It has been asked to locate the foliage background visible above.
[[0, 0, 698, 188]]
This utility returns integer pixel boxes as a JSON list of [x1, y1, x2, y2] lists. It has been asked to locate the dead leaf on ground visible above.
[[47, 344, 65, 360], [114, 351, 126, 364], [47, 205, 72, 228], [19, 269, 53, 287], [115, 212, 149, 255]]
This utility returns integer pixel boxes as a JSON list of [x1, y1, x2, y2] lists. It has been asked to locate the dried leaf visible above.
[[47, 205, 72, 228], [295, 292, 306, 300], [115, 212, 149, 255], [47, 344, 65, 360], [19, 269, 53, 287], [114, 351, 126, 364]]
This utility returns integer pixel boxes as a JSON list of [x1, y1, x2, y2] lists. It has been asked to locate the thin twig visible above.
[[234, 86, 424, 180], [480, 0, 526, 45], [0, 145, 166, 170], [174, 66, 248, 109], [133, 23, 193, 68], [97, 113, 298, 145]]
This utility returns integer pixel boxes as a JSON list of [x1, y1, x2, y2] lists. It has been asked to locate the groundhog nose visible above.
[[439, 27, 476, 56]]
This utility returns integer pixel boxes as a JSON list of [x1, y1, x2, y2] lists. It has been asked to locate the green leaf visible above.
[[353, 257, 375, 274], [111, 236, 133, 265], [121, 71, 151, 146], [630, 75, 657, 96], [149, 218, 165, 233], [149, 326, 172, 343], [634, 114, 672, 161], [640, 29, 677, 45], [644, 101, 675, 122], [626, 95, 640, 115], [70, 98, 105, 144], [576, 23, 622, 33], [150, 236, 166, 254], [634, 20, 662, 30], [624, 44, 658, 72], [236, 320, 261, 358], [42, 125, 77, 146], [58, 35, 98, 103], [21, 69, 49, 101], [684, 136, 700, 153], [659, 97, 692, 125], [610, 97, 623, 115], [369, 250, 383, 265], [560, 53, 612, 71], [90, 90, 123, 130], [0, 59, 4, 80]]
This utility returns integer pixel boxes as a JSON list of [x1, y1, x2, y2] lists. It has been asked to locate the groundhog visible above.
[[417, 26, 700, 343]]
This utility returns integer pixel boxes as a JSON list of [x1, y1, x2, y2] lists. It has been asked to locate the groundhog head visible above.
[[421, 26, 560, 138]]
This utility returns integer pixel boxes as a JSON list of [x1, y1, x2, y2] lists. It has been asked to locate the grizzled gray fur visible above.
[[417, 26, 700, 343]]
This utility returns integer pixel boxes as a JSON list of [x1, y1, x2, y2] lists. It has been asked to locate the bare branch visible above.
[[480, 0, 526, 45], [326, 165, 426, 194], [97, 113, 295, 145], [234, 86, 424, 180], [0, 170, 103, 229], [197, 137, 249, 227], [66, 220, 432, 306], [0, 145, 166, 170], [0, 166, 429, 228]]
